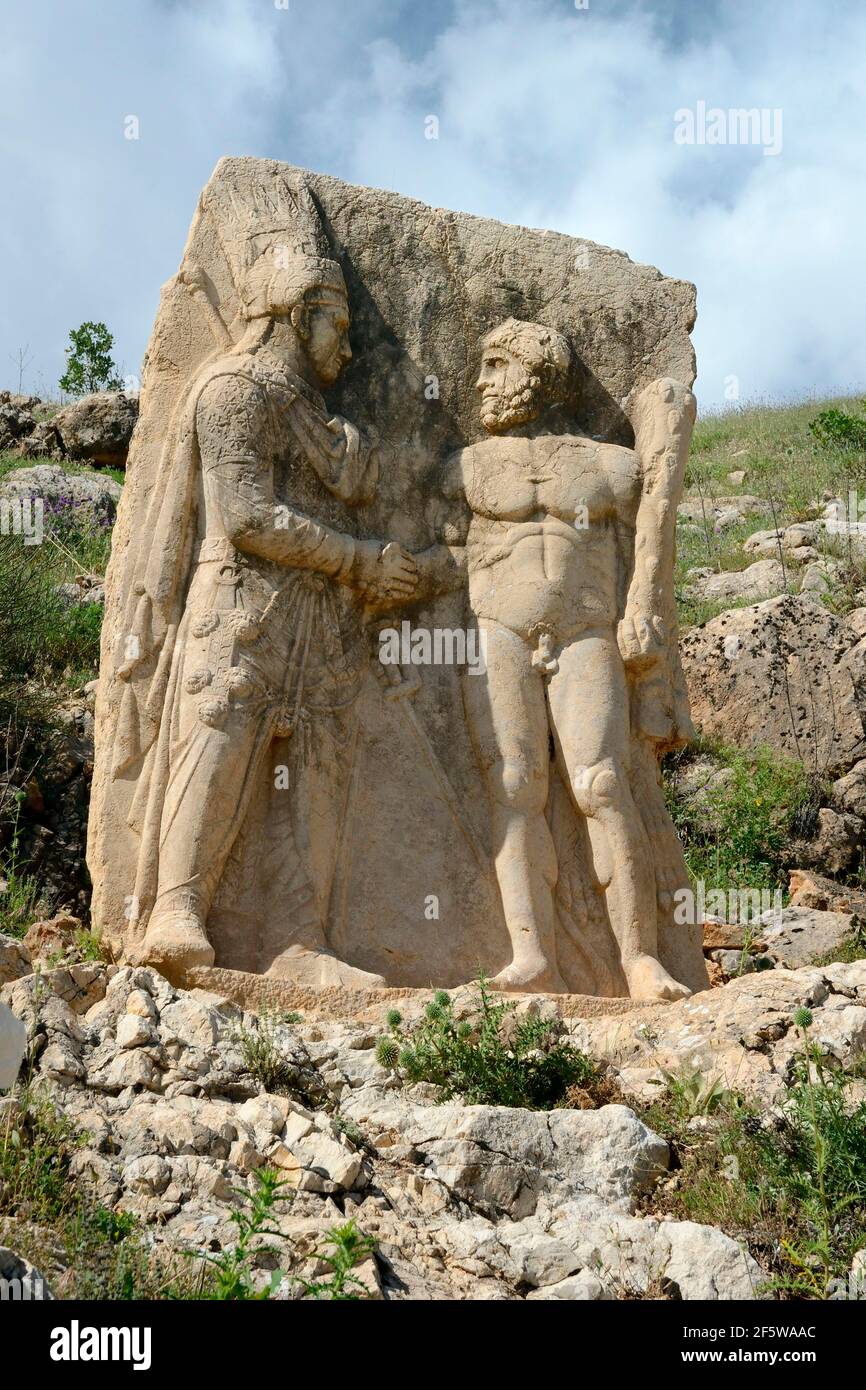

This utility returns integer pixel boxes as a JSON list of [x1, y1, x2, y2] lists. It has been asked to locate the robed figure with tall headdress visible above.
[[87, 167, 418, 983]]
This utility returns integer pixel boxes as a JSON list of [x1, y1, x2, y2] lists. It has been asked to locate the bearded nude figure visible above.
[[423, 319, 694, 1001]]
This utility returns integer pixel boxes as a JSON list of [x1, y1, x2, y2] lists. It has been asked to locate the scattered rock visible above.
[[51, 391, 138, 468], [0, 463, 121, 526], [570, 959, 866, 1107], [0, 960, 785, 1301], [684, 559, 785, 603], [678, 495, 770, 528]]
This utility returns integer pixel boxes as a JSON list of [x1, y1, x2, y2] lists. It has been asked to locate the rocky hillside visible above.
[[2, 936, 865, 1300]]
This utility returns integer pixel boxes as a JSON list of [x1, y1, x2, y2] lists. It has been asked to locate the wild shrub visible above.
[[376, 980, 598, 1110], [664, 741, 824, 894]]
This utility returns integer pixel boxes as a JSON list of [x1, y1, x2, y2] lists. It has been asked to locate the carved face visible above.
[[475, 345, 543, 434], [303, 296, 352, 387]]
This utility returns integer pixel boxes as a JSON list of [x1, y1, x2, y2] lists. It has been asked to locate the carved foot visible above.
[[625, 953, 691, 1003], [490, 956, 567, 994], [266, 945, 385, 990], [137, 912, 215, 982]]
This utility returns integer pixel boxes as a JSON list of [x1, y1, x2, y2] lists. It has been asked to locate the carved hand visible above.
[[350, 540, 418, 604], [617, 608, 667, 669]]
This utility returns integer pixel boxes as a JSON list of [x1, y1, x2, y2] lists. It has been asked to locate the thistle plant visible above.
[[376, 979, 597, 1109]]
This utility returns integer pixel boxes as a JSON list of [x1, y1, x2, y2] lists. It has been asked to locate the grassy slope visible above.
[[677, 394, 866, 627]]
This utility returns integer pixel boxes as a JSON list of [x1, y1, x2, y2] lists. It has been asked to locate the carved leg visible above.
[[630, 735, 690, 914], [140, 710, 273, 978], [548, 633, 690, 1002], [462, 620, 566, 992]]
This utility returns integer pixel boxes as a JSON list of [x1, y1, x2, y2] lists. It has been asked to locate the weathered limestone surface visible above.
[[681, 594, 866, 775], [3, 961, 767, 1300], [88, 157, 703, 1000]]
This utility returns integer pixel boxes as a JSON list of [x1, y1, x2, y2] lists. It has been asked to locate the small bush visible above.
[[377, 980, 598, 1110], [235, 1012, 299, 1093], [664, 741, 824, 894], [809, 401, 866, 454]]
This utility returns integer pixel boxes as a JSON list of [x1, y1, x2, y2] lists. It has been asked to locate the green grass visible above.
[[675, 395, 866, 630], [687, 394, 866, 503], [663, 739, 824, 896], [0, 1087, 202, 1299], [643, 1021, 866, 1299]]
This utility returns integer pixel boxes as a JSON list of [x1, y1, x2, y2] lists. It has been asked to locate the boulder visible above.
[[0, 394, 39, 450], [788, 867, 866, 915], [56, 574, 105, 608], [684, 559, 786, 603], [0, 463, 121, 525], [832, 759, 866, 818], [742, 521, 821, 559], [15, 419, 63, 459], [52, 391, 138, 467], [23, 913, 83, 964], [0, 933, 32, 986], [342, 1093, 669, 1217], [759, 906, 859, 969], [789, 806, 865, 877], [680, 595, 866, 775], [540, 1195, 763, 1299]]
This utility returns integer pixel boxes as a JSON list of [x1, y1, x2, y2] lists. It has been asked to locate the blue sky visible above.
[[1, 0, 864, 409]]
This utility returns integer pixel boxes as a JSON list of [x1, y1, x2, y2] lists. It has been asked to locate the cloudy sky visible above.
[[1, 0, 864, 410]]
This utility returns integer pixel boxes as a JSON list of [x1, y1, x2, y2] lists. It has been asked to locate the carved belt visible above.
[[195, 536, 241, 565]]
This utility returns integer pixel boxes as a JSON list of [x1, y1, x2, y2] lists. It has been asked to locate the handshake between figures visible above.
[[348, 539, 452, 608]]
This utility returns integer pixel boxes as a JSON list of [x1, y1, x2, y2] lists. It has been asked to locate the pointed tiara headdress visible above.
[[210, 167, 347, 320]]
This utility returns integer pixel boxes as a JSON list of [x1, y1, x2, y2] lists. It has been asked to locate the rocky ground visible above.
[[0, 389, 136, 468], [2, 924, 865, 1301]]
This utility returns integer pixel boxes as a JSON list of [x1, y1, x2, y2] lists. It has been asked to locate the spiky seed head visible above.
[[385, 1009, 403, 1030], [433, 990, 451, 1009], [376, 1037, 400, 1069], [457, 1021, 473, 1040], [793, 1007, 813, 1029], [398, 1048, 417, 1072], [425, 1001, 445, 1022]]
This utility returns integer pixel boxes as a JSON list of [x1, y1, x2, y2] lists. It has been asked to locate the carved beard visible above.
[[479, 373, 544, 434]]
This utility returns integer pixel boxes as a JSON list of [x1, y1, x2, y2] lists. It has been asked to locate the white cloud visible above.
[[1, 0, 864, 408]]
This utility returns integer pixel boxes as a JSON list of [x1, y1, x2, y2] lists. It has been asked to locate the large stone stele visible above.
[[89, 157, 702, 998]]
